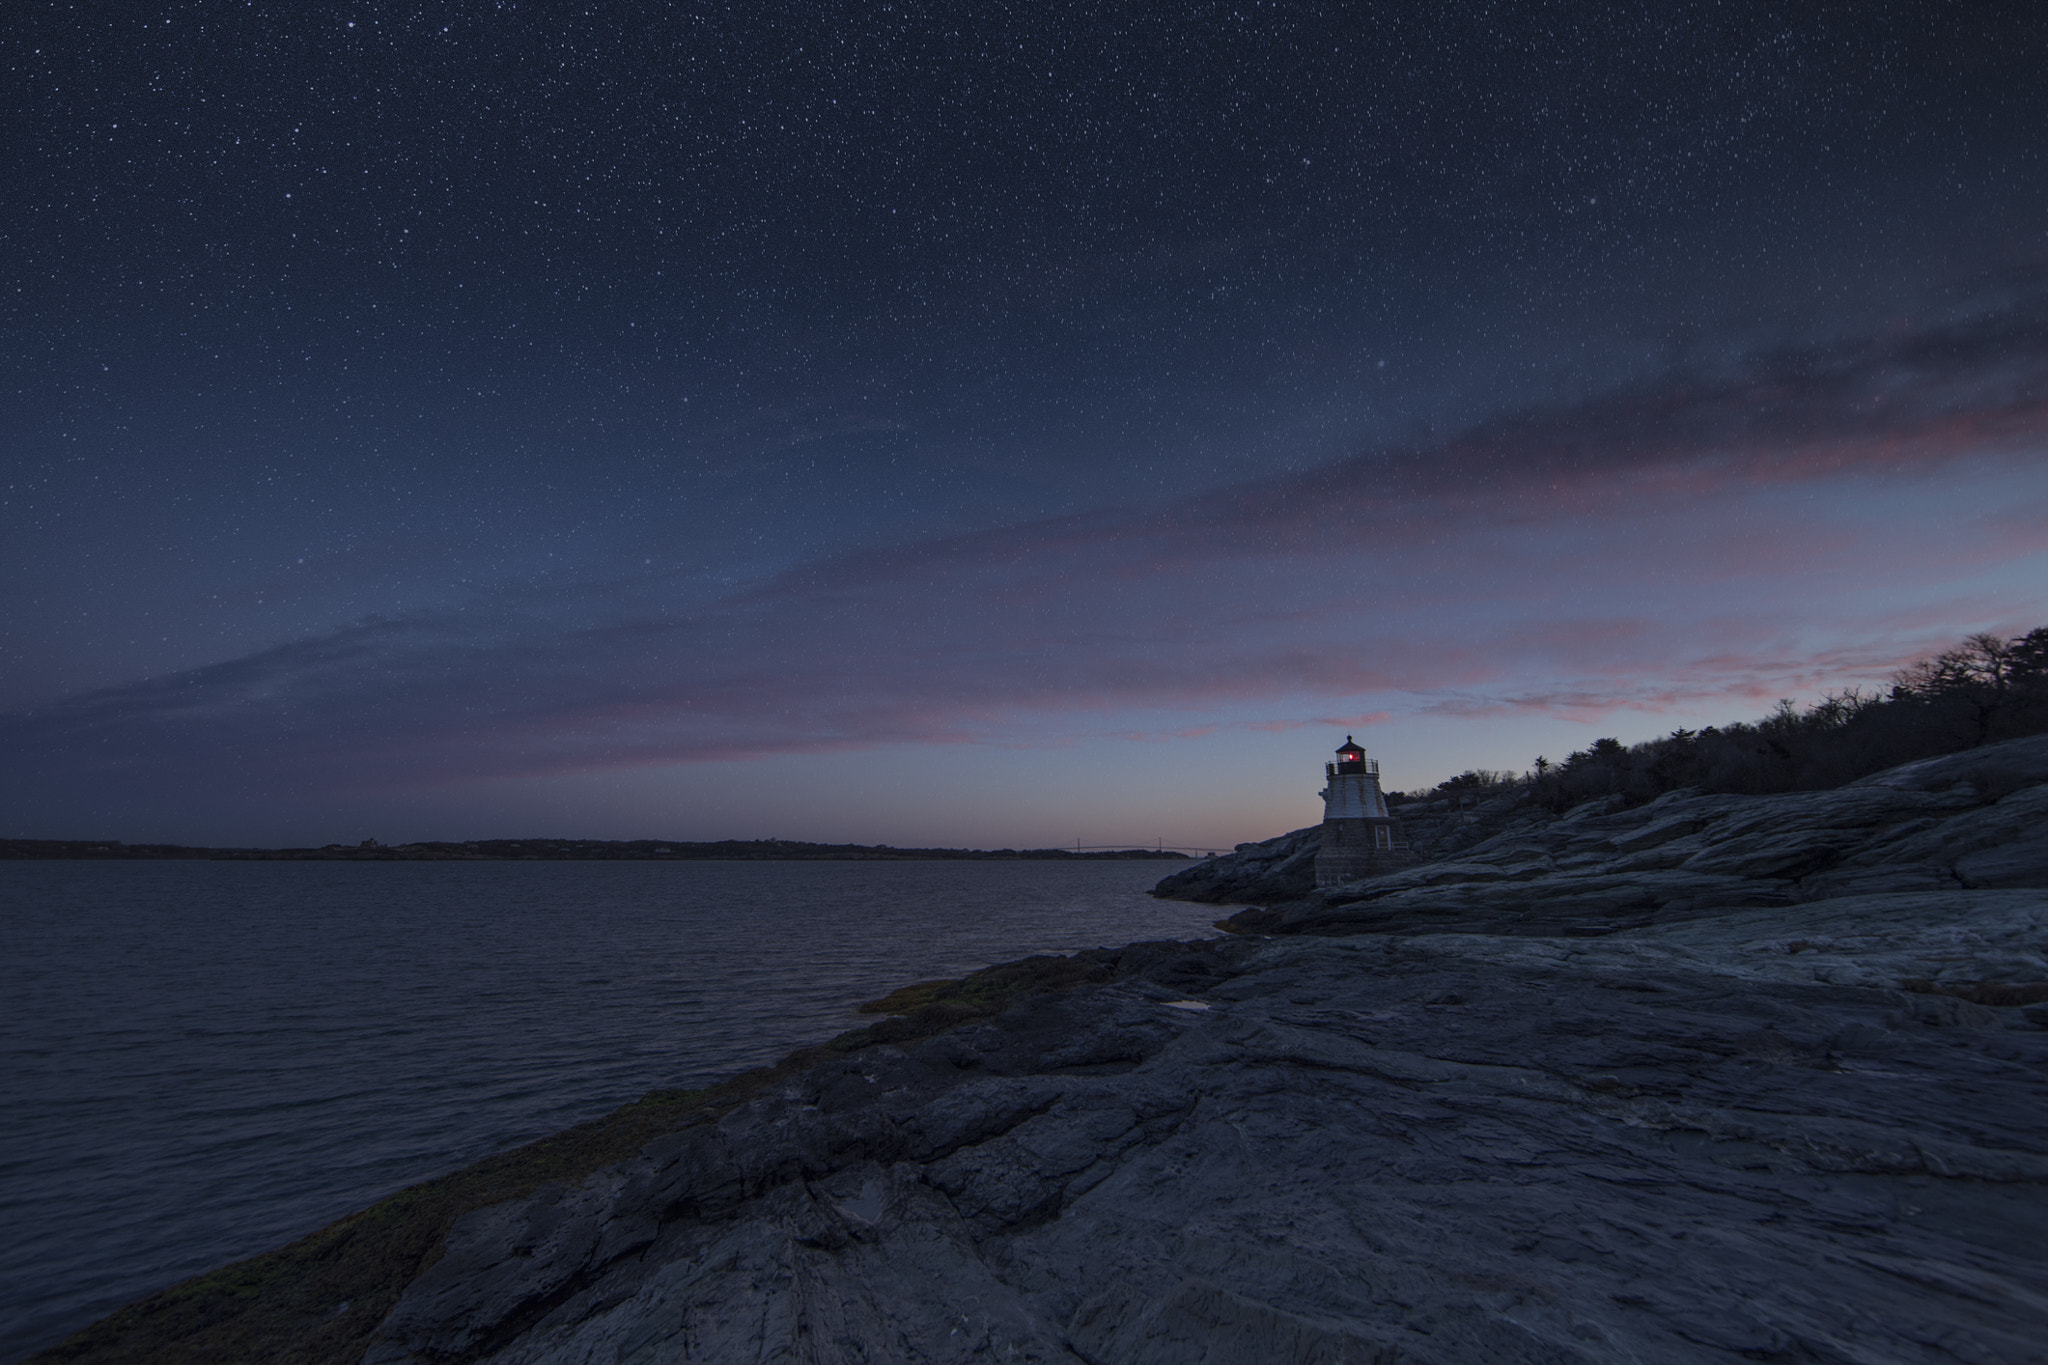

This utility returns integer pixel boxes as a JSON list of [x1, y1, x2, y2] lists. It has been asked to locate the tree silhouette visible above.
[[1517, 626, 2048, 811]]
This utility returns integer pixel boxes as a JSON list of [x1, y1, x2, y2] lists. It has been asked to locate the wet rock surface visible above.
[[363, 885, 2048, 1364]]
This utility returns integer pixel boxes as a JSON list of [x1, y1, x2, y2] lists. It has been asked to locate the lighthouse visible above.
[[1313, 736, 1414, 887]]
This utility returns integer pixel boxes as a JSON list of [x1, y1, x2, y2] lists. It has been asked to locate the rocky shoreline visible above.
[[1160, 735, 2048, 937], [34, 738, 2048, 1364]]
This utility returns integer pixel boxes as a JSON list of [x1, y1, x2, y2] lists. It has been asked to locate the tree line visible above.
[[1390, 626, 2048, 812]]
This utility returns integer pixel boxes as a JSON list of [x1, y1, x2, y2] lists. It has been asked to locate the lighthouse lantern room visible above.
[[1313, 735, 1415, 887]]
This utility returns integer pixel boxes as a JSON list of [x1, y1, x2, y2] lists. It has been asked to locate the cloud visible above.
[[756, 276, 2048, 593], [7, 285, 2048, 815]]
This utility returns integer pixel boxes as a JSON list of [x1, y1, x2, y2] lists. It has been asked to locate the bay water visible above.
[[0, 858, 1225, 1360]]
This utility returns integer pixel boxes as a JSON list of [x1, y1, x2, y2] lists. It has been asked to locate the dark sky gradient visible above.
[[5, 2, 2045, 846]]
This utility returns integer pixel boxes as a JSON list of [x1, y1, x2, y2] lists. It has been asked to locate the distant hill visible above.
[[0, 837, 1189, 862]]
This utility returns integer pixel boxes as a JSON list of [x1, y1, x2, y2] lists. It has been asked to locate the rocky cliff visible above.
[[1149, 785, 1554, 907], [342, 737, 2048, 1364], [1148, 825, 1323, 905], [1214, 735, 2048, 937]]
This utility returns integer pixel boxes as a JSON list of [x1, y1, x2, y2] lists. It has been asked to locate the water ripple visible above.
[[0, 858, 1220, 1361]]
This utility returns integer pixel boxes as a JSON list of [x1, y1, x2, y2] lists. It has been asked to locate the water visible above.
[[0, 858, 1222, 1361]]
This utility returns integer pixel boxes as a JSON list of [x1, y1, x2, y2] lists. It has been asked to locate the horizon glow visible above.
[[4, 5, 2045, 847]]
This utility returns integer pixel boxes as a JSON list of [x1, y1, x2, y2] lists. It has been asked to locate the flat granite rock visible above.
[[361, 890, 2048, 1364]]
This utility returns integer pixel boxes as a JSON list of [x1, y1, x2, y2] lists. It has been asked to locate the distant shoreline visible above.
[[0, 837, 1193, 863]]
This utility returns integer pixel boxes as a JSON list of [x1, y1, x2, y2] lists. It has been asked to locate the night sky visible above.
[[5, 2, 2045, 848]]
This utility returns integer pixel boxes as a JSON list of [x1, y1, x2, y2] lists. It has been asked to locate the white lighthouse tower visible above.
[[1314, 736, 1413, 887]]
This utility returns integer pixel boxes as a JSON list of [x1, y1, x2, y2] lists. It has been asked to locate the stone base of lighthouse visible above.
[[1314, 816, 1418, 888]]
